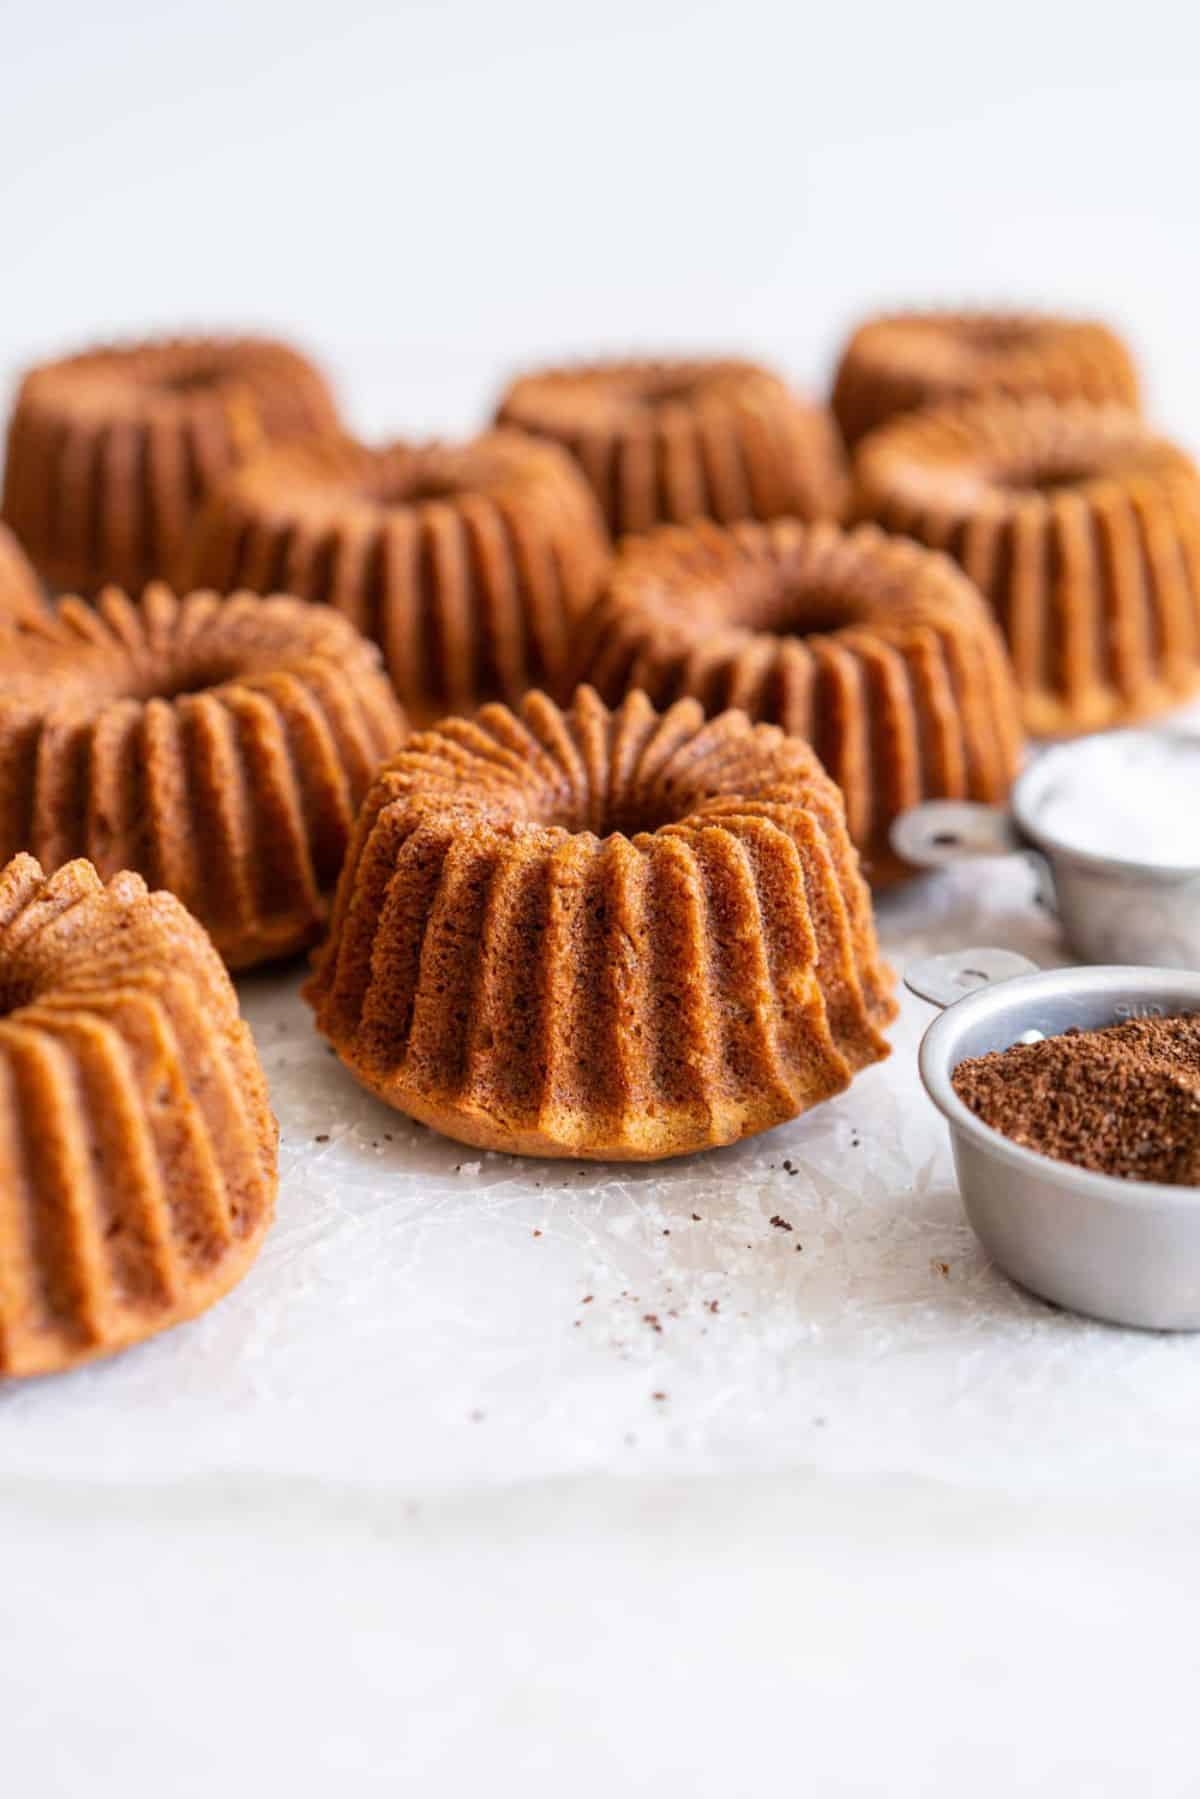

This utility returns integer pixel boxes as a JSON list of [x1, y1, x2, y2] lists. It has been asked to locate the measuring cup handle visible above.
[[890, 800, 1060, 918], [889, 800, 1020, 869], [904, 947, 1042, 1010]]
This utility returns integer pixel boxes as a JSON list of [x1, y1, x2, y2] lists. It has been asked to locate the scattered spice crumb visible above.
[[662, 1228, 670, 1236], [706, 1299, 720, 1314], [691, 1213, 701, 1222], [642, 1313, 662, 1333], [651, 1392, 667, 1402], [933, 1259, 950, 1278], [532, 1229, 542, 1238], [794, 1243, 803, 1252], [581, 1295, 594, 1305], [314, 1133, 329, 1144], [770, 1214, 793, 1232]]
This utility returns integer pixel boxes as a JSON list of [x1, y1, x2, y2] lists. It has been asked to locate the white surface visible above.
[[6, 832, 1200, 1795], [2, 0, 1200, 448], [6, 4, 1200, 1789]]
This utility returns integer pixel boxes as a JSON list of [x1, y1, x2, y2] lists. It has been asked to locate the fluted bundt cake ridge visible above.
[[2, 334, 339, 596], [0, 522, 44, 625], [0, 583, 405, 967], [0, 853, 276, 1377], [184, 430, 610, 723], [306, 686, 896, 1161], [572, 519, 1024, 885], [855, 397, 1200, 736], [832, 309, 1139, 447], [494, 356, 848, 538]]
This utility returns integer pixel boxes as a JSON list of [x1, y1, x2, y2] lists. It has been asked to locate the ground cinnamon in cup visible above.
[[951, 1014, 1200, 1185]]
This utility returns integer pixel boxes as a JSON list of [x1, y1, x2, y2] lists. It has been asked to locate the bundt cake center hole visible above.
[[152, 365, 229, 397], [370, 469, 463, 507], [1003, 458, 1102, 494], [0, 970, 34, 1016], [962, 321, 1038, 354], [734, 569, 864, 637]]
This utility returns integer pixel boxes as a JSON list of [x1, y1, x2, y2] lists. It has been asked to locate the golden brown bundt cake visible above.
[[0, 522, 44, 624], [0, 584, 405, 968], [183, 431, 611, 724], [493, 357, 848, 538], [832, 310, 1139, 447], [0, 852, 277, 1378], [855, 397, 1200, 737], [2, 335, 339, 595], [572, 519, 1024, 886], [306, 686, 896, 1161]]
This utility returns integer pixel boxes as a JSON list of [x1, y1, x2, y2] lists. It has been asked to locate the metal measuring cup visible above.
[[891, 732, 1200, 969], [909, 948, 1200, 1330]]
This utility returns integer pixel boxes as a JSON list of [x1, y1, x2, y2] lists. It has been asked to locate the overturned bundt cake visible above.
[[832, 310, 1139, 447], [2, 335, 339, 595], [494, 357, 848, 538], [0, 522, 44, 624], [0, 584, 405, 968], [0, 853, 277, 1378], [183, 431, 610, 723], [306, 687, 896, 1160], [572, 520, 1024, 886], [855, 397, 1200, 737]]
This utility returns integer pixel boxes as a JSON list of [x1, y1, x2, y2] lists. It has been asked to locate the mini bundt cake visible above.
[[832, 310, 1139, 447], [0, 522, 44, 624], [183, 431, 611, 723], [494, 357, 848, 538], [0, 853, 276, 1378], [0, 584, 405, 968], [2, 335, 339, 595], [572, 519, 1024, 886], [306, 686, 896, 1161], [855, 397, 1200, 737]]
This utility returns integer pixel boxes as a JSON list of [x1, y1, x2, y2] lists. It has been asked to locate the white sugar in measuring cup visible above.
[[892, 729, 1200, 969], [910, 948, 1200, 1330]]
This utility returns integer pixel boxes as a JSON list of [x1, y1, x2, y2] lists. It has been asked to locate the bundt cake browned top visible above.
[[832, 310, 1139, 446], [0, 584, 404, 967], [573, 519, 1024, 884], [494, 356, 848, 537], [2, 335, 339, 596], [856, 396, 1193, 518], [855, 398, 1200, 736], [307, 686, 895, 1161], [0, 852, 276, 1377], [183, 430, 612, 722]]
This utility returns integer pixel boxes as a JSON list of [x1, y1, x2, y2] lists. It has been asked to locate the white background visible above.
[[4, 5, 1200, 1795], [3, 0, 1200, 441]]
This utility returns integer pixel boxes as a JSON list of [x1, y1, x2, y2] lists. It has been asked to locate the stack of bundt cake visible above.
[[1, 299, 1191, 1377]]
